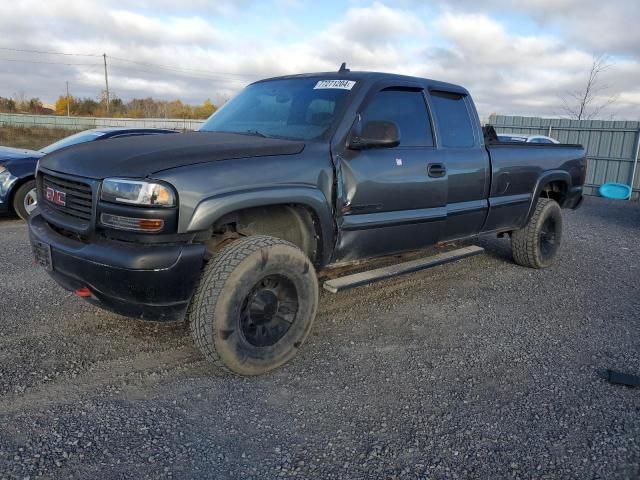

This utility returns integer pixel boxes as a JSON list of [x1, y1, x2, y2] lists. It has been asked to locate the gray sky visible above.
[[1, 0, 639, 119]]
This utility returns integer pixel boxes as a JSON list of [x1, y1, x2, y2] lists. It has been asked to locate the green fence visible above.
[[4, 112, 639, 200], [489, 115, 640, 200]]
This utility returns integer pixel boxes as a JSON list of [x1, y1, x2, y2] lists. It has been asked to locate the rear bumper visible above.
[[28, 213, 206, 321]]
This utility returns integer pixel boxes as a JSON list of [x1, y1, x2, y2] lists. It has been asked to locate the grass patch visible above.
[[0, 125, 83, 151]]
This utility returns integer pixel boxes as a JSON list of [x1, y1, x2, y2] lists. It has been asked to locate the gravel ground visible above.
[[0, 196, 639, 479]]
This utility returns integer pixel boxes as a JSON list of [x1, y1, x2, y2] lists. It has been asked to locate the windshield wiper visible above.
[[205, 129, 278, 139], [244, 129, 270, 138]]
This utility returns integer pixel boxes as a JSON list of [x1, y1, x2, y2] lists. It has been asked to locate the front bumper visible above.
[[29, 213, 206, 321]]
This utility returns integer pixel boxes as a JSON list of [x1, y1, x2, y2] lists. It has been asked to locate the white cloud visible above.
[[329, 2, 427, 46], [108, 11, 224, 46], [417, 11, 635, 118], [422, 0, 640, 57], [0, 0, 639, 120], [510, 0, 640, 57], [79, 71, 185, 97]]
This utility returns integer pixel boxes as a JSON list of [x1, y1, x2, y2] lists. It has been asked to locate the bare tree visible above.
[[560, 54, 618, 120]]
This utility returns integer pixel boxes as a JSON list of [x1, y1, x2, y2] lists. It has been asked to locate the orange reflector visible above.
[[75, 287, 92, 298], [138, 218, 164, 231]]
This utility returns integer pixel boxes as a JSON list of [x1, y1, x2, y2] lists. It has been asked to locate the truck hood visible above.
[[39, 131, 306, 179], [0, 146, 44, 162]]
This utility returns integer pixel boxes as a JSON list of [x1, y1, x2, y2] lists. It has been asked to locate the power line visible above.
[[0, 57, 102, 66], [0, 47, 101, 57], [0, 45, 263, 79], [108, 62, 249, 83], [0, 45, 259, 97], [108, 55, 259, 78], [0, 56, 248, 85]]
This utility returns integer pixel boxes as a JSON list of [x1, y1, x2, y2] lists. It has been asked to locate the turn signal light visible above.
[[138, 219, 165, 231], [100, 213, 164, 233]]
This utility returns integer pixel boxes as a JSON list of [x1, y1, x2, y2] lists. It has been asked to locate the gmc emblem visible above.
[[46, 187, 66, 206]]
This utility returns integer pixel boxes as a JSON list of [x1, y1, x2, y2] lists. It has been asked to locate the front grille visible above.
[[41, 173, 93, 222]]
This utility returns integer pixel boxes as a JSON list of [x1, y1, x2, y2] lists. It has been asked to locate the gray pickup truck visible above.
[[29, 68, 585, 375]]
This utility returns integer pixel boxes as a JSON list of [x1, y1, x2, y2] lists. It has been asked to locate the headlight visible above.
[[101, 178, 176, 207], [0, 165, 13, 197]]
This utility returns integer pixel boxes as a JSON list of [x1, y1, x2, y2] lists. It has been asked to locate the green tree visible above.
[[0, 96, 17, 113], [55, 95, 74, 115], [194, 98, 216, 119], [27, 98, 44, 114]]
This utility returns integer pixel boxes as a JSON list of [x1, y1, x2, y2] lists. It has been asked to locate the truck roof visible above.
[[253, 70, 469, 96]]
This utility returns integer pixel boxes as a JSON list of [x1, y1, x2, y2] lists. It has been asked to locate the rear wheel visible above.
[[511, 198, 563, 269], [188, 235, 319, 375], [13, 180, 37, 221]]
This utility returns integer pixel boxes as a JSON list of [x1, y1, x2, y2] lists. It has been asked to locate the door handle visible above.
[[427, 163, 446, 178]]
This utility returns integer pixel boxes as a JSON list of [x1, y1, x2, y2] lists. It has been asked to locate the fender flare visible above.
[[524, 170, 572, 224], [184, 186, 336, 266]]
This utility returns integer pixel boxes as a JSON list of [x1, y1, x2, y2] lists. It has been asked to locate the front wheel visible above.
[[13, 180, 37, 221], [511, 198, 563, 269], [188, 235, 319, 375]]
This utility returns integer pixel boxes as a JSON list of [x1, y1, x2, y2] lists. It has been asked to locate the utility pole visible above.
[[103, 53, 110, 115], [65, 81, 70, 117]]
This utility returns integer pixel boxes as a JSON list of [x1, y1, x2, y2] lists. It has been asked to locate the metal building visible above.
[[489, 114, 640, 200]]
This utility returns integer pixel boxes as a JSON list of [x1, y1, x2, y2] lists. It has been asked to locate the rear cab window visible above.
[[429, 91, 476, 148]]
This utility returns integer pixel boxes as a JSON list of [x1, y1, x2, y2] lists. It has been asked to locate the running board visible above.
[[323, 245, 485, 293]]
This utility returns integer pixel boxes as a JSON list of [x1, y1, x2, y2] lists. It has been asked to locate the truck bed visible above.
[[481, 142, 586, 232]]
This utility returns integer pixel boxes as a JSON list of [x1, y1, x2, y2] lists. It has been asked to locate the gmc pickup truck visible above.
[[29, 68, 586, 375]]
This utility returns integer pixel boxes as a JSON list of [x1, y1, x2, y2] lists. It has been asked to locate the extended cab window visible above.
[[430, 91, 475, 148], [361, 89, 433, 147]]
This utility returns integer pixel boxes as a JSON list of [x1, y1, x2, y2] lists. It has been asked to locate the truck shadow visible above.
[[474, 235, 513, 263]]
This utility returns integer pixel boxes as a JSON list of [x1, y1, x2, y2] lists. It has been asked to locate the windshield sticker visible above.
[[314, 80, 356, 90]]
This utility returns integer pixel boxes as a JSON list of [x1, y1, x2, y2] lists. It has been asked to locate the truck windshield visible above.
[[199, 78, 356, 141]]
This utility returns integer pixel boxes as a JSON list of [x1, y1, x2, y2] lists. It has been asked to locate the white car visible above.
[[498, 134, 560, 144]]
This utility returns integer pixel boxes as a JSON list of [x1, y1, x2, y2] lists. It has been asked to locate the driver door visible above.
[[334, 87, 447, 262]]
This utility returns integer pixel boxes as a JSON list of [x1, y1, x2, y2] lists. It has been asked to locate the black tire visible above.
[[12, 179, 37, 221], [189, 235, 319, 375], [511, 198, 563, 269]]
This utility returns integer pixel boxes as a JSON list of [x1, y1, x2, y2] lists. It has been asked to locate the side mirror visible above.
[[347, 120, 400, 150]]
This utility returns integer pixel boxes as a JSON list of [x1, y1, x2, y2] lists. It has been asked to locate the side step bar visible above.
[[323, 245, 484, 293]]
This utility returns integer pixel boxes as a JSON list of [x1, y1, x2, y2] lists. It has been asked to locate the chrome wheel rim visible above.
[[23, 188, 38, 215]]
